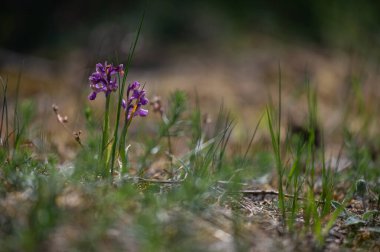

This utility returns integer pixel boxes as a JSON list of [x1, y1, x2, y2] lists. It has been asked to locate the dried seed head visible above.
[[53, 104, 68, 123], [57, 114, 68, 124], [73, 130, 83, 146], [53, 104, 83, 147]]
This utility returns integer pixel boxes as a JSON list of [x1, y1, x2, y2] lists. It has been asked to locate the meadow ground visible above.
[[1, 37, 380, 251]]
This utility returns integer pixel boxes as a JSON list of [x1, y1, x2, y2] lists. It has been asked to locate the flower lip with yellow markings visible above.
[[122, 81, 149, 120]]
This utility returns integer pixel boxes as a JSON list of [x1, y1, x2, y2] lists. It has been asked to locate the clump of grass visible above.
[[266, 70, 344, 245], [158, 90, 188, 169]]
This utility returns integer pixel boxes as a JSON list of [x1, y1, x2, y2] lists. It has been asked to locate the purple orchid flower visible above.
[[122, 81, 149, 120], [88, 62, 124, 100]]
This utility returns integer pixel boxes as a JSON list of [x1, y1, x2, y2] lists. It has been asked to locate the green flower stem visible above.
[[119, 117, 133, 175], [109, 79, 125, 176], [100, 94, 111, 177]]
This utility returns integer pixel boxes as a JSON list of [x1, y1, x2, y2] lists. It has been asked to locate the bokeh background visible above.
[[1, 0, 380, 157]]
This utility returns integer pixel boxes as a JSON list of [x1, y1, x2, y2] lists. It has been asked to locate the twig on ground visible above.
[[237, 190, 325, 203]]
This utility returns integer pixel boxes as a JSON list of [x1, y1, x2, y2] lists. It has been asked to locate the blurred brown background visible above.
[[1, 0, 380, 156]]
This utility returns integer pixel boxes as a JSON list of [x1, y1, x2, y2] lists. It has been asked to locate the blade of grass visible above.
[[267, 106, 286, 223], [242, 113, 264, 162], [0, 77, 10, 154], [12, 67, 22, 159]]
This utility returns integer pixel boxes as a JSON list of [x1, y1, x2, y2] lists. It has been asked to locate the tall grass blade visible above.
[[0, 77, 10, 154], [109, 10, 145, 176]]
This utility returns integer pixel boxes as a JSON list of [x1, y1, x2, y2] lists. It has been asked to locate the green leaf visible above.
[[362, 210, 379, 221], [331, 200, 342, 209], [331, 200, 348, 217], [344, 216, 365, 226]]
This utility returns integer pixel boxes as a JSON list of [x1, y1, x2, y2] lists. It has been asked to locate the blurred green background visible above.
[[2, 0, 380, 59]]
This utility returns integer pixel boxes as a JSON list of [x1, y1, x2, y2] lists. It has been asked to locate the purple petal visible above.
[[130, 81, 140, 90], [109, 80, 118, 91], [140, 95, 149, 105], [137, 108, 148, 117], [89, 73, 102, 83], [100, 78, 108, 87], [96, 63, 105, 74], [130, 89, 141, 100], [88, 91, 97, 100], [126, 105, 135, 119], [126, 81, 140, 98], [109, 64, 123, 75]]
